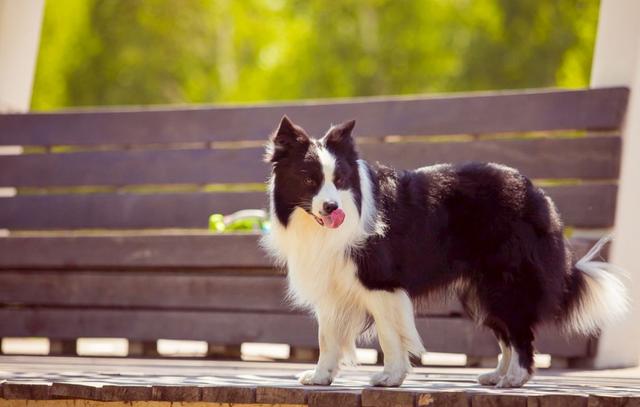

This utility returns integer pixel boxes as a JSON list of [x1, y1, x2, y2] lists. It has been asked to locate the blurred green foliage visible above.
[[31, 0, 600, 110]]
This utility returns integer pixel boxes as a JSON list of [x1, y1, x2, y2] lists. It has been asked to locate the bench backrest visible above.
[[0, 88, 628, 233]]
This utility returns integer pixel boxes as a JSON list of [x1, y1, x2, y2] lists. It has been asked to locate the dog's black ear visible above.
[[265, 115, 310, 163], [324, 120, 357, 157]]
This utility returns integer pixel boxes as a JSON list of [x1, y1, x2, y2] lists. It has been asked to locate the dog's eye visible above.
[[303, 177, 316, 187], [334, 175, 346, 187]]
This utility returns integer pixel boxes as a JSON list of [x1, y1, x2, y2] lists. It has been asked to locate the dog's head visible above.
[[265, 116, 362, 229]]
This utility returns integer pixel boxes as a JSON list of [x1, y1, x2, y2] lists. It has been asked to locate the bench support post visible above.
[[0, 0, 44, 112], [590, 0, 640, 368]]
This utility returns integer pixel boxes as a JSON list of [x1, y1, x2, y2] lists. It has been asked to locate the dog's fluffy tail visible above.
[[559, 236, 629, 336]]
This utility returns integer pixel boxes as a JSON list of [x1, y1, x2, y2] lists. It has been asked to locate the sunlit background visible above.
[[31, 0, 599, 110]]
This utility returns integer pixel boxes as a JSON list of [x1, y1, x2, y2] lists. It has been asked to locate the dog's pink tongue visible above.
[[322, 208, 345, 229]]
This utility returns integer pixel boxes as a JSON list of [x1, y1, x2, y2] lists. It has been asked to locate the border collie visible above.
[[261, 116, 628, 388]]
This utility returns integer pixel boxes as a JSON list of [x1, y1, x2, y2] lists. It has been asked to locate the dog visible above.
[[261, 116, 628, 388]]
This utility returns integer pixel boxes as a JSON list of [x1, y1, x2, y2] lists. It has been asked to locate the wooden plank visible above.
[[0, 234, 599, 270], [416, 392, 470, 407], [0, 147, 269, 187], [0, 233, 271, 269], [0, 88, 628, 146], [362, 390, 470, 407], [0, 184, 616, 231], [0, 272, 289, 312], [256, 387, 308, 405], [0, 192, 268, 230], [200, 386, 256, 403], [528, 395, 588, 407], [0, 136, 621, 188], [100, 386, 153, 402], [151, 386, 201, 402], [50, 383, 99, 400], [361, 389, 416, 407], [546, 184, 618, 228], [1, 383, 51, 399], [0, 308, 592, 357], [471, 394, 528, 406], [358, 136, 621, 180], [307, 390, 360, 407], [0, 270, 464, 316]]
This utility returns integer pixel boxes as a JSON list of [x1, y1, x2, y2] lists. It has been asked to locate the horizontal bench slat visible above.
[[0, 136, 621, 187], [0, 184, 617, 230], [0, 191, 268, 230], [0, 88, 628, 146], [0, 234, 598, 269], [0, 308, 591, 357], [0, 234, 269, 268], [0, 271, 462, 316]]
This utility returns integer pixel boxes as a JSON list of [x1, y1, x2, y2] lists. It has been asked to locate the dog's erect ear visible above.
[[324, 119, 357, 156], [265, 115, 310, 163]]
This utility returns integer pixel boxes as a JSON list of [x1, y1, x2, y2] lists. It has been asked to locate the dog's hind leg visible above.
[[365, 289, 425, 387], [496, 323, 534, 388], [477, 339, 511, 385], [477, 320, 512, 385]]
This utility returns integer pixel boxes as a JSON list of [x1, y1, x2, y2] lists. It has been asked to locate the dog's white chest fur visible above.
[[265, 203, 366, 309]]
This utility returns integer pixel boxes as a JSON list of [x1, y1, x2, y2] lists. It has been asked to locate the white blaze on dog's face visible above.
[[266, 116, 362, 229]]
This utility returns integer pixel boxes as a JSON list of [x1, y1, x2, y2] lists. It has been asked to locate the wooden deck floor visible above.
[[0, 356, 639, 406]]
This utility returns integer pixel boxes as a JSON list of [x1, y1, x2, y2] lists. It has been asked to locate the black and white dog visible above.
[[261, 116, 628, 388]]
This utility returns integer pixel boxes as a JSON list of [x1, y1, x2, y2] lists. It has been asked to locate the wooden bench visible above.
[[0, 87, 629, 365]]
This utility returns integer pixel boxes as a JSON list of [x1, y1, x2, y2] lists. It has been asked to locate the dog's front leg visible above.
[[366, 290, 424, 387], [298, 307, 344, 385]]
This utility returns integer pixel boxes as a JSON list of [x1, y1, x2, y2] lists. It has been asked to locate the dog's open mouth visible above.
[[313, 208, 346, 229]]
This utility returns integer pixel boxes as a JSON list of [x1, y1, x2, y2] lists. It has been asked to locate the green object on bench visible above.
[[209, 210, 270, 232]]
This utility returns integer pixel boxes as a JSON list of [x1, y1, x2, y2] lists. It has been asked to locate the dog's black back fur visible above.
[[352, 161, 572, 371]]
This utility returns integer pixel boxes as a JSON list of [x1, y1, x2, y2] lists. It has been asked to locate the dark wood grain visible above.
[[99, 385, 153, 401], [308, 390, 361, 407], [0, 234, 599, 269], [0, 136, 621, 188], [0, 271, 288, 311], [0, 270, 465, 316], [151, 385, 201, 401], [1, 383, 51, 400], [0, 88, 628, 146], [588, 395, 640, 407], [358, 136, 621, 180], [545, 184, 618, 228], [0, 191, 268, 230], [50, 383, 99, 400], [256, 386, 309, 404], [362, 388, 417, 407], [416, 392, 470, 407], [0, 183, 615, 230], [0, 147, 270, 187], [0, 308, 592, 357], [0, 233, 270, 269], [528, 394, 588, 407], [200, 386, 256, 403], [472, 394, 528, 407]]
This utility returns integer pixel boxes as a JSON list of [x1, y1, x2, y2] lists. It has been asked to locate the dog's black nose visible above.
[[322, 201, 339, 214]]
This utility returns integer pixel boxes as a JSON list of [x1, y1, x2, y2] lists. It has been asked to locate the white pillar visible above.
[[590, 0, 640, 368], [0, 0, 45, 112]]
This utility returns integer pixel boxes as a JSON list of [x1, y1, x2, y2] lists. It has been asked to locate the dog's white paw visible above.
[[370, 370, 406, 387], [477, 370, 503, 386], [495, 370, 531, 388], [298, 369, 333, 386]]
